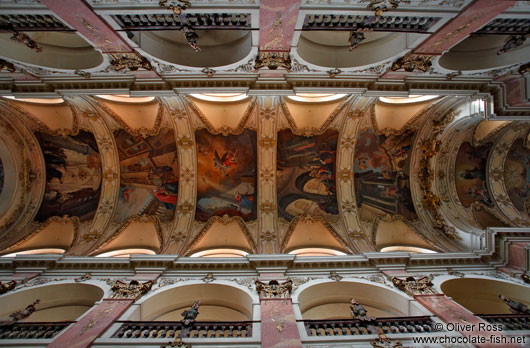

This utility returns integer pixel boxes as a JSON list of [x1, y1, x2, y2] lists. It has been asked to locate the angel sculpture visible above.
[[7, 299, 40, 325], [499, 294, 530, 314], [0, 280, 16, 294], [350, 298, 368, 320], [255, 279, 293, 299], [181, 300, 200, 326], [213, 150, 238, 175]]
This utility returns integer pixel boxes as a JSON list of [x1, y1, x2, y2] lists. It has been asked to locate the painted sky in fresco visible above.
[[195, 129, 257, 222]]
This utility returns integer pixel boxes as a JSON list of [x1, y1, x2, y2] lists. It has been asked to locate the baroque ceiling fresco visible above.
[[0, 0, 529, 257], [0, 94, 529, 258]]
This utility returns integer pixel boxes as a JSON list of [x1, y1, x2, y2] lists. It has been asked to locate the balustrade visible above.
[[0, 322, 72, 339], [479, 314, 530, 331], [302, 316, 438, 337], [112, 321, 254, 339]]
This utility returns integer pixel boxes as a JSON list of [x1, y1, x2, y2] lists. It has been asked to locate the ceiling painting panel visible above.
[[114, 128, 178, 223], [504, 139, 530, 215], [276, 129, 338, 221], [454, 142, 493, 209], [354, 128, 417, 222], [35, 130, 102, 223], [195, 129, 257, 222]]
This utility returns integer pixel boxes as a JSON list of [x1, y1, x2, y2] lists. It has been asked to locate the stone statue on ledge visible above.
[[0, 280, 16, 294], [5, 299, 40, 326], [181, 300, 200, 326], [499, 294, 530, 314]]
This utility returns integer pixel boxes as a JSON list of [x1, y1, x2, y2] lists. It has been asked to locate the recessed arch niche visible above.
[[296, 32, 422, 68], [0, 283, 103, 322], [133, 30, 252, 68], [441, 278, 530, 314], [438, 34, 530, 72], [133, 283, 253, 322], [0, 32, 104, 70], [296, 281, 428, 320]]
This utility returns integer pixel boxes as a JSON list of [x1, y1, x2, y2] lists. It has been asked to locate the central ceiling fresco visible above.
[[0, 94, 528, 257]]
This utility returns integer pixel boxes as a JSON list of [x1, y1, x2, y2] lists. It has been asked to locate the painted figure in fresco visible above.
[[235, 191, 253, 214], [499, 294, 530, 314], [213, 149, 238, 175], [459, 167, 485, 181], [119, 186, 135, 202], [36, 131, 102, 222], [181, 300, 200, 326], [153, 182, 179, 209]]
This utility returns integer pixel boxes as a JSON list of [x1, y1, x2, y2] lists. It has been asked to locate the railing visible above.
[[0, 322, 72, 339], [112, 321, 253, 339], [302, 316, 438, 336], [479, 314, 530, 331]]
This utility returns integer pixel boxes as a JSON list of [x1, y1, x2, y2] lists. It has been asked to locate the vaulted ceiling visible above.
[[0, 94, 528, 257], [0, 0, 529, 257]]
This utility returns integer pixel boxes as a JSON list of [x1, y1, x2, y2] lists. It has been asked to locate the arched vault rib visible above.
[[336, 96, 374, 253], [435, 111, 488, 234], [409, 96, 475, 250], [487, 122, 530, 227], [0, 102, 46, 251], [64, 96, 121, 255], [162, 96, 197, 254]]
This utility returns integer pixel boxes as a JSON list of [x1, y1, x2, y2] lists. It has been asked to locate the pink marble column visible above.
[[260, 298, 303, 348], [47, 299, 133, 348], [39, 0, 132, 54], [416, 294, 523, 348], [259, 0, 301, 52], [414, 0, 516, 55]]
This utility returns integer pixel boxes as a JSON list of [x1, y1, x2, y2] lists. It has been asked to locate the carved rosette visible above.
[[64, 97, 121, 255], [0, 102, 46, 250], [163, 96, 197, 253], [337, 97, 374, 252], [487, 123, 530, 226], [258, 97, 279, 253]]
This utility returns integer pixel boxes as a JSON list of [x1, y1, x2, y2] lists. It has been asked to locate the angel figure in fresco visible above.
[[213, 150, 238, 175]]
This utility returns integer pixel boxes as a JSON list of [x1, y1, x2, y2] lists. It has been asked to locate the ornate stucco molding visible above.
[[183, 215, 257, 256], [280, 215, 351, 253], [0, 103, 46, 250], [487, 122, 530, 226], [337, 97, 375, 253], [257, 97, 279, 253], [91, 97, 163, 138], [89, 215, 163, 256], [279, 96, 350, 137], [2, 99, 80, 137], [160, 96, 197, 254], [436, 113, 487, 232], [64, 97, 121, 255], [184, 96, 256, 136], [409, 97, 467, 249]]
